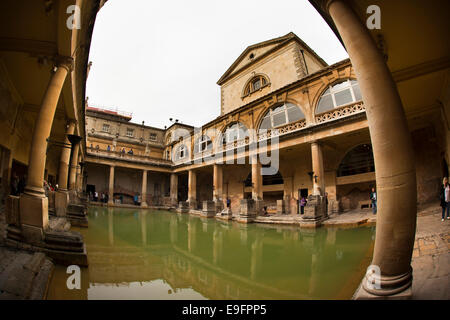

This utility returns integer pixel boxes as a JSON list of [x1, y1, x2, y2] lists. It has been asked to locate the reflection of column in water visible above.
[[202, 221, 208, 233], [250, 237, 263, 280], [141, 212, 147, 247], [170, 215, 178, 243], [108, 208, 114, 246], [188, 219, 196, 253], [308, 252, 319, 296], [212, 229, 222, 265], [326, 228, 337, 245], [240, 226, 247, 245]]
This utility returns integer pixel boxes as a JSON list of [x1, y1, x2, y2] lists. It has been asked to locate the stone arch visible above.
[[337, 143, 374, 177]]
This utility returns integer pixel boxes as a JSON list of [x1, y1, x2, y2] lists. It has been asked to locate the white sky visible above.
[[86, 0, 348, 129]]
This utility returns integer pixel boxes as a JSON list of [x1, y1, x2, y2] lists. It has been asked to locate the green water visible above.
[[47, 207, 375, 300]]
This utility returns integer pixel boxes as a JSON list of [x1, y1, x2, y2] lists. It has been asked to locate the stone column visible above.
[[188, 169, 197, 209], [141, 170, 148, 207], [311, 141, 324, 196], [68, 140, 80, 190], [108, 165, 115, 205], [75, 154, 82, 193], [58, 120, 76, 190], [170, 173, 178, 206], [20, 57, 72, 231], [251, 157, 263, 200], [213, 164, 223, 201], [328, 0, 417, 297]]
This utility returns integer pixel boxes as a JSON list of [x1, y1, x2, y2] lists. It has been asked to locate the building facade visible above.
[[84, 32, 447, 217]]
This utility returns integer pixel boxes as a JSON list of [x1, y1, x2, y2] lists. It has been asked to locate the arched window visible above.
[[259, 102, 305, 131], [337, 144, 374, 177], [194, 135, 212, 153], [316, 79, 362, 114], [174, 144, 188, 161], [244, 75, 269, 96], [222, 122, 249, 144]]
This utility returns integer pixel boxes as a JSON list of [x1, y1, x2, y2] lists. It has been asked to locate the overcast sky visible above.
[[86, 0, 348, 129]]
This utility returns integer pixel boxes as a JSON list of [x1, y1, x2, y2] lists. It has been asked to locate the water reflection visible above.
[[47, 207, 375, 300]]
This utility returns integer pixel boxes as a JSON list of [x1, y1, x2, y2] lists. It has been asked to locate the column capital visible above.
[[54, 55, 74, 72]]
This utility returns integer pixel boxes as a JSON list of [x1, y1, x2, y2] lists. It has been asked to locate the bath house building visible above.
[[83, 32, 445, 218]]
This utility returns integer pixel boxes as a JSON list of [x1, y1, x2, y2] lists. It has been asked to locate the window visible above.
[[194, 135, 212, 153], [175, 145, 188, 161], [259, 103, 305, 131], [337, 144, 374, 177], [149, 133, 157, 141], [102, 123, 110, 133], [126, 128, 134, 137], [244, 75, 269, 96], [222, 122, 249, 144], [316, 79, 362, 114]]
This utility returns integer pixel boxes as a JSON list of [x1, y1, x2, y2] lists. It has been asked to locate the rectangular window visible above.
[[126, 128, 134, 137], [149, 133, 157, 141], [102, 123, 110, 133]]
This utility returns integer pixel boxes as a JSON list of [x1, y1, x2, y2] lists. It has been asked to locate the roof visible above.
[[217, 32, 328, 85]]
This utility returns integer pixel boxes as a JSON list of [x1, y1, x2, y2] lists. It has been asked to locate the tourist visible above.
[[300, 196, 307, 214], [440, 177, 450, 222], [134, 193, 139, 205], [324, 192, 329, 215], [94, 191, 98, 202], [121, 148, 126, 153], [128, 148, 134, 155], [370, 187, 377, 214], [107, 145, 111, 151], [226, 198, 231, 208]]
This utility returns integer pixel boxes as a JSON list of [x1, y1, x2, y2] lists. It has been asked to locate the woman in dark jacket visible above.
[[440, 177, 450, 221]]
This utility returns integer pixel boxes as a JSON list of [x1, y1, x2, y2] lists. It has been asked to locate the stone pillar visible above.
[[75, 154, 82, 193], [251, 157, 263, 200], [21, 58, 72, 231], [328, 0, 417, 297], [188, 169, 197, 209], [170, 173, 178, 206], [68, 140, 80, 190], [213, 164, 223, 212], [311, 141, 324, 196], [141, 170, 148, 207], [251, 156, 263, 215], [58, 120, 76, 190], [108, 165, 115, 205], [213, 164, 223, 201]]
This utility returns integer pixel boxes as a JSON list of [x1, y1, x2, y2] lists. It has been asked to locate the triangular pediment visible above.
[[217, 32, 327, 85]]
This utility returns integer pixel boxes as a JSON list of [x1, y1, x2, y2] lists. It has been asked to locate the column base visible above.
[[177, 201, 189, 213], [202, 201, 216, 218], [141, 202, 148, 208], [66, 203, 88, 228], [19, 193, 49, 229], [55, 190, 69, 217], [353, 281, 412, 300], [237, 199, 257, 223]]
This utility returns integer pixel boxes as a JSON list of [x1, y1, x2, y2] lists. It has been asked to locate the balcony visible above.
[[86, 147, 172, 167]]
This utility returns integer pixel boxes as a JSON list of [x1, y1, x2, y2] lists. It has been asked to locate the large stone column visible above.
[[108, 165, 115, 205], [58, 120, 76, 190], [75, 154, 83, 193], [311, 141, 324, 196], [68, 140, 80, 190], [188, 169, 197, 209], [213, 164, 223, 201], [251, 157, 263, 200], [328, 0, 417, 297], [170, 173, 178, 207], [141, 170, 148, 207], [20, 57, 72, 231]]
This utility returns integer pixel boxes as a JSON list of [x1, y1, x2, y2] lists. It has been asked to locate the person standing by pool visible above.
[[440, 177, 450, 222], [300, 196, 307, 214], [370, 187, 377, 214]]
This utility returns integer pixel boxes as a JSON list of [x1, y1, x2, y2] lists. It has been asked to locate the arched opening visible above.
[[221, 122, 249, 145], [316, 79, 362, 114], [337, 144, 374, 177], [259, 102, 305, 131]]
